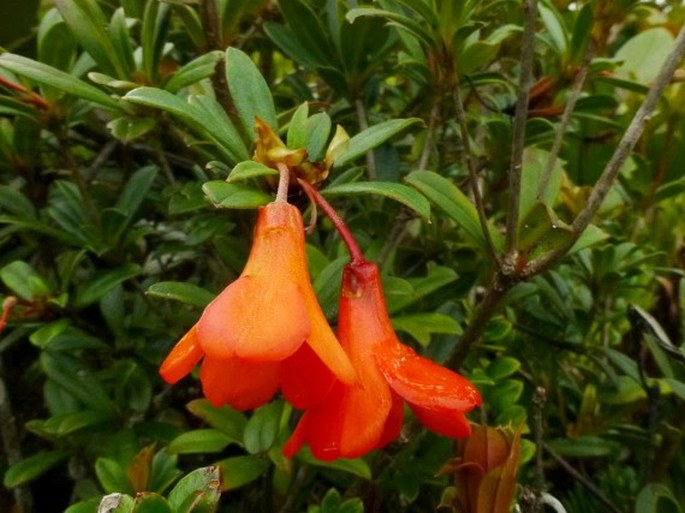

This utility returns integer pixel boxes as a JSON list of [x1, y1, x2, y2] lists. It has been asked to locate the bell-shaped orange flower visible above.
[[159, 202, 356, 410], [283, 260, 481, 461]]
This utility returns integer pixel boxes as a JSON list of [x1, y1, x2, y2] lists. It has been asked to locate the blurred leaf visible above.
[[96, 494, 135, 513], [41, 352, 114, 411], [75, 264, 141, 308], [0, 260, 51, 301], [214, 455, 270, 491], [132, 493, 173, 513], [147, 282, 214, 308], [3, 450, 68, 487], [165, 51, 224, 93], [295, 447, 371, 479], [321, 181, 430, 221], [386, 265, 458, 314], [117, 165, 158, 218], [186, 399, 247, 444], [168, 429, 235, 455], [548, 436, 616, 458], [244, 401, 282, 454], [486, 357, 521, 381], [96, 458, 135, 495], [635, 483, 682, 513]]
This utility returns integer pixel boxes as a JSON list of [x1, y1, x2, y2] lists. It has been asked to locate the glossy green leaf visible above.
[[96, 458, 134, 495], [133, 493, 173, 513], [3, 450, 69, 488], [186, 399, 247, 444], [147, 281, 215, 308], [214, 455, 270, 491], [167, 466, 221, 513], [0, 54, 122, 110], [202, 181, 272, 209], [391, 312, 462, 346], [334, 118, 423, 168], [486, 357, 521, 380], [96, 494, 135, 513], [167, 429, 235, 455], [225, 47, 278, 136], [244, 401, 282, 454], [321, 181, 430, 221], [406, 170, 503, 251], [286, 102, 309, 149], [226, 161, 278, 183], [305, 113, 333, 161]]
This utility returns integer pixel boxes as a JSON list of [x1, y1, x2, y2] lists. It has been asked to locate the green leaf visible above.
[[96, 494, 135, 513], [615, 27, 675, 84], [54, 0, 130, 78], [346, 7, 434, 49], [64, 498, 103, 513], [96, 458, 135, 494], [41, 409, 113, 436], [165, 51, 224, 93], [570, 3, 593, 64], [75, 263, 140, 308], [214, 455, 270, 490], [0, 185, 36, 218], [391, 313, 462, 346], [41, 352, 114, 411], [226, 161, 279, 183], [0, 54, 122, 110], [538, 1, 568, 56], [569, 224, 608, 253], [489, 379, 524, 411], [334, 118, 423, 168], [486, 357, 521, 380], [635, 484, 682, 513], [202, 181, 272, 209], [0, 260, 52, 301], [116, 165, 158, 218], [548, 436, 616, 458], [519, 147, 563, 223], [3, 450, 68, 487], [147, 281, 215, 308], [141, 0, 171, 84], [225, 47, 278, 136], [386, 265, 458, 314], [133, 493, 173, 513], [244, 401, 282, 454], [295, 447, 371, 479], [167, 466, 221, 513], [305, 113, 332, 161], [286, 102, 309, 149], [167, 429, 235, 455], [124, 87, 248, 163], [186, 399, 247, 444], [406, 170, 503, 251], [321, 181, 430, 221], [108, 116, 156, 143]]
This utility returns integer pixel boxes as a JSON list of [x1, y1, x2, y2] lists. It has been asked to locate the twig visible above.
[[418, 101, 440, 170], [543, 443, 623, 513], [505, 0, 538, 258], [354, 98, 377, 180], [536, 47, 593, 199], [524, 23, 685, 277], [532, 387, 547, 513], [446, 271, 512, 370], [453, 85, 499, 265]]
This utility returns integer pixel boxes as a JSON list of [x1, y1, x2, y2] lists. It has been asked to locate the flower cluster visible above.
[[160, 171, 481, 460]]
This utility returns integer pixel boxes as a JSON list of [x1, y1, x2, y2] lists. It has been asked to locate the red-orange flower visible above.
[[159, 202, 356, 410], [283, 260, 481, 461]]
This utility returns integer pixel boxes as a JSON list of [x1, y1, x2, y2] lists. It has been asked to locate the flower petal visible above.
[[376, 343, 481, 411], [198, 276, 309, 361], [408, 403, 472, 438], [374, 392, 404, 450], [159, 325, 203, 384], [280, 343, 336, 409], [200, 356, 280, 411]]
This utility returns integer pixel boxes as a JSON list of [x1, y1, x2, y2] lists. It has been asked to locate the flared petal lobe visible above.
[[159, 325, 203, 384], [200, 356, 280, 410], [285, 260, 481, 460]]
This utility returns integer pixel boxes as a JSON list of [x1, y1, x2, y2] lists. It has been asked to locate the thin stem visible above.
[[453, 85, 499, 264], [536, 47, 593, 199], [275, 162, 290, 203], [525, 23, 685, 277], [532, 386, 547, 513], [446, 271, 512, 370], [544, 443, 623, 513], [354, 98, 377, 180], [505, 0, 538, 258], [297, 179, 366, 265]]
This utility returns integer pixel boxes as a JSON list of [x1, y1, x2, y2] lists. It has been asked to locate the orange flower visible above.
[[159, 202, 356, 410], [283, 260, 481, 461]]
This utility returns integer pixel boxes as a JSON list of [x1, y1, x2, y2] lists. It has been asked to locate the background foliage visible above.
[[1, 0, 685, 512]]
